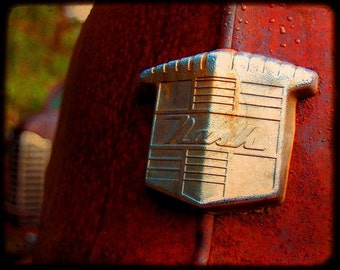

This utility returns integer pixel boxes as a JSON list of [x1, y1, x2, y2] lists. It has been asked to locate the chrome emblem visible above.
[[140, 49, 318, 212]]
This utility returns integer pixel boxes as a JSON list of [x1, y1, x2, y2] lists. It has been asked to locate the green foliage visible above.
[[5, 4, 83, 136]]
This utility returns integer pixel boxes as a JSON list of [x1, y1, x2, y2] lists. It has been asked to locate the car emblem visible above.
[[140, 48, 318, 212]]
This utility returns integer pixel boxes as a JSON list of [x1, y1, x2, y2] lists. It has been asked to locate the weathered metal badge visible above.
[[140, 49, 318, 212]]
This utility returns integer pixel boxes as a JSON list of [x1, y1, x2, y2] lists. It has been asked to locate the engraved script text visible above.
[[164, 115, 266, 151]]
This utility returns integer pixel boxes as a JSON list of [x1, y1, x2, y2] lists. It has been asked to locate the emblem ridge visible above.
[[141, 49, 318, 212]]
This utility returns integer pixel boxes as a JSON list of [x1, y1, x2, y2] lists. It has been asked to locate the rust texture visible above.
[[33, 3, 335, 266], [33, 3, 225, 265], [209, 3, 335, 266]]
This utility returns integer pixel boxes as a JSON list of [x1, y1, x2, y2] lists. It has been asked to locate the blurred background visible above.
[[2, 3, 93, 265], [5, 3, 93, 137]]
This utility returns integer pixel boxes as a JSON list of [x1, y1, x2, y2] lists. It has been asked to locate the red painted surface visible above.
[[208, 4, 334, 266], [33, 3, 335, 266], [33, 3, 225, 265]]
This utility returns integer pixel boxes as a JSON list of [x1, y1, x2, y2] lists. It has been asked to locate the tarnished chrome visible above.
[[140, 49, 318, 212]]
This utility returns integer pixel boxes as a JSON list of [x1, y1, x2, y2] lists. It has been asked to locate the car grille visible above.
[[5, 131, 52, 226]]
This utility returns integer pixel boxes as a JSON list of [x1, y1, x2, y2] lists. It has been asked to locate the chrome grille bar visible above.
[[5, 131, 52, 225]]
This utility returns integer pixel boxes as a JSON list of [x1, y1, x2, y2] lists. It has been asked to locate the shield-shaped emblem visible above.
[[140, 49, 318, 212]]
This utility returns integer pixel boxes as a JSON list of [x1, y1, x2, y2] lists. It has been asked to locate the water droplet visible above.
[[280, 26, 286, 34], [268, 27, 272, 31], [244, 20, 248, 24], [269, 18, 275, 23], [270, 49, 273, 53], [241, 4, 247, 11], [290, 24, 295, 28], [227, 11, 232, 15], [287, 16, 293, 21], [238, 18, 243, 23], [235, 27, 240, 31], [280, 43, 287, 48], [295, 39, 301, 44]]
